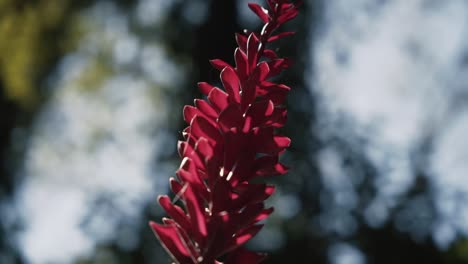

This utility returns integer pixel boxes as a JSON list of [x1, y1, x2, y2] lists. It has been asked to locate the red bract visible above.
[[150, 1, 300, 263]]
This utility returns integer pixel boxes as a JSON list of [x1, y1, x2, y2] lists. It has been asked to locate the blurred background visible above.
[[0, 0, 468, 263]]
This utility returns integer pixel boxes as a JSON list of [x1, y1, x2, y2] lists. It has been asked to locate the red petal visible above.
[[277, 7, 298, 24], [226, 146, 256, 185], [234, 224, 264, 246], [265, 91, 288, 105], [234, 48, 249, 79], [255, 207, 274, 222], [169, 177, 185, 196], [183, 105, 198, 124], [258, 83, 290, 105], [279, 3, 294, 13], [267, 31, 295, 42], [266, 107, 287, 128], [253, 156, 288, 176], [266, 0, 275, 12], [240, 80, 257, 112], [194, 137, 214, 162], [195, 99, 217, 118], [247, 33, 260, 70], [158, 196, 191, 233], [242, 113, 253, 133], [184, 185, 208, 240], [248, 3, 270, 23], [182, 126, 190, 139], [176, 157, 209, 194], [162, 218, 201, 260], [232, 204, 274, 228], [267, 58, 291, 78], [253, 128, 290, 154], [176, 158, 208, 200], [245, 100, 274, 128], [217, 104, 243, 132], [220, 67, 241, 104], [205, 156, 222, 189], [242, 64, 269, 112], [238, 203, 266, 225], [198, 82, 215, 96], [253, 61, 270, 82], [223, 130, 246, 173], [180, 141, 206, 171], [208, 87, 229, 112], [183, 105, 216, 127], [223, 224, 264, 254], [210, 59, 232, 71], [223, 203, 265, 235], [149, 222, 193, 263], [177, 143, 190, 160], [274, 135, 291, 149], [263, 49, 278, 59], [231, 184, 275, 209], [211, 178, 233, 214], [236, 33, 248, 52], [190, 115, 222, 145], [177, 141, 187, 157], [207, 211, 232, 257]]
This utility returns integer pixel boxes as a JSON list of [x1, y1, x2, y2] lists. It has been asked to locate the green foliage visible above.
[[0, 0, 85, 108], [448, 239, 468, 263]]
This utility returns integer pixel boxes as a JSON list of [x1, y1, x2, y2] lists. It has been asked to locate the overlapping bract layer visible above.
[[150, 1, 300, 263]]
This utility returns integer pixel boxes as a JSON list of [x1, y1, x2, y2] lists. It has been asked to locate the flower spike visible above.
[[150, 1, 300, 263]]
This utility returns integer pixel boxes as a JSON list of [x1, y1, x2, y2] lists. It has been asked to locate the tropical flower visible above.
[[150, 1, 300, 263]]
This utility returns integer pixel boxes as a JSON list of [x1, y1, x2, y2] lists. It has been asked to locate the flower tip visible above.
[[179, 156, 190, 169], [149, 221, 158, 229], [157, 194, 166, 202], [266, 185, 276, 195], [210, 59, 231, 71], [248, 2, 270, 23], [197, 82, 215, 96]]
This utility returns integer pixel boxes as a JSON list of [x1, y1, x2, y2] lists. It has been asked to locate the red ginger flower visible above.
[[150, 1, 300, 263]]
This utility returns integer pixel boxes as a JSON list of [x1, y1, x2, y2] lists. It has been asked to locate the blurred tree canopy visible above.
[[0, 1, 91, 262], [1, 0, 468, 264], [0, 0, 93, 108]]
